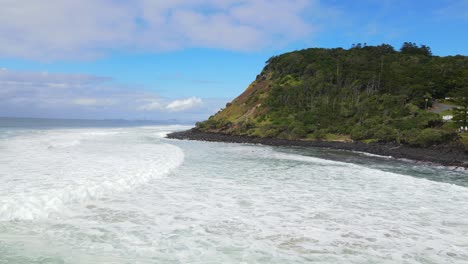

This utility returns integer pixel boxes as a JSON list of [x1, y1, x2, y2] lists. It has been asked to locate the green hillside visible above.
[[197, 43, 468, 148]]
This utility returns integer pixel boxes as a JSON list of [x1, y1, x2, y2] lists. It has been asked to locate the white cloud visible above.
[[138, 97, 203, 112], [73, 98, 98, 106], [73, 98, 117, 106], [0, 0, 324, 60], [0, 68, 220, 120], [138, 100, 164, 111], [166, 97, 203, 112]]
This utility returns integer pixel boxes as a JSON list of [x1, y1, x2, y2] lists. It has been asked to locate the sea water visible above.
[[0, 118, 467, 263]]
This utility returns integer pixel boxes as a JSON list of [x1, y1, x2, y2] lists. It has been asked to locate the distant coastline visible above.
[[167, 128, 468, 168]]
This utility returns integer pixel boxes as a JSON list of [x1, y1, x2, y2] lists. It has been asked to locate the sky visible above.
[[0, 0, 467, 122]]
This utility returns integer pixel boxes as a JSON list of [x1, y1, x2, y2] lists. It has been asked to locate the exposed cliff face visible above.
[[201, 74, 271, 134], [196, 44, 467, 147]]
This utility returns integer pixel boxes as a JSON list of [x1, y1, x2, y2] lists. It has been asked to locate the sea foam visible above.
[[0, 128, 184, 221], [1, 126, 468, 263]]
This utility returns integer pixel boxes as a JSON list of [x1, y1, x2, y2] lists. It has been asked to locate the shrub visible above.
[[288, 122, 307, 139], [373, 125, 398, 142], [197, 119, 219, 130], [195, 121, 206, 129], [290, 127, 307, 139], [312, 129, 327, 140], [362, 117, 383, 128], [460, 134, 468, 153], [238, 120, 255, 134], [413, 112, 442, 128], [258, 124, 281, 138], [403, 128, 457, 147], [350, 126, 373, 140]]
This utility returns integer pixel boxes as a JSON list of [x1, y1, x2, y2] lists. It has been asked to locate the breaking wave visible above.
[[0, 128, 184, 220]]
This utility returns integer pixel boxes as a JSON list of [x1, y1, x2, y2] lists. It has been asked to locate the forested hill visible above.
[[197, 43, 468, 148]]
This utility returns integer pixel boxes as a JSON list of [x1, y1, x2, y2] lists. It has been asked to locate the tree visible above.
[[400, 42, 432, 56], [375, 44, 396, 55], [452, 88, 468, 128]]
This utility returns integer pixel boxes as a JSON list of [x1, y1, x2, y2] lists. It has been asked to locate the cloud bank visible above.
[[0, 0, 319, 60], [0, 69, 223, 121]]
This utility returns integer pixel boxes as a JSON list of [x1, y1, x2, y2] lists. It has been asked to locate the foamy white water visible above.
[[0, 120, 467, 263], [0, 128, 184, 221]]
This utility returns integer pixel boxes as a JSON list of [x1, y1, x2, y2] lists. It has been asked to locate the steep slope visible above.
[[196, 43, 468, 148]]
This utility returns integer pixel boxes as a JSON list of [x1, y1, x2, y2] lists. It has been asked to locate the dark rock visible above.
[[167, 129, 468, 168]]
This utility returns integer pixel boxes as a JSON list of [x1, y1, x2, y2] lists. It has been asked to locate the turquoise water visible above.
[[0, 118, 467, 263]]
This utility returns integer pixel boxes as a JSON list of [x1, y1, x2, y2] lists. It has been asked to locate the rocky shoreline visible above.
[[167, 128, 468, 168]]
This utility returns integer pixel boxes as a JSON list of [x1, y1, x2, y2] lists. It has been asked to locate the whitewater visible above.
[[0, 119, 467, 263]]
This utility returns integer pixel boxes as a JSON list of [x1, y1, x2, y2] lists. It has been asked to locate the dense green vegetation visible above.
[[451, 88, 468, 129], [197, 43, 468, 148]]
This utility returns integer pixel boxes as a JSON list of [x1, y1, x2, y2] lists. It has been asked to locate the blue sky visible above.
[[1, 0, 467, 121]]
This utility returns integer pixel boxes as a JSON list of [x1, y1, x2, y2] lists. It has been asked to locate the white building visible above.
[[442, 115, 453, 121]]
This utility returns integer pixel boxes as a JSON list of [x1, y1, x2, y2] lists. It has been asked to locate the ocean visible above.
[[0, 117, 467, 263]]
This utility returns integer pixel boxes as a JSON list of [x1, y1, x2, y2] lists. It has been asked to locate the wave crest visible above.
[[0, 129, 184, 221]]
